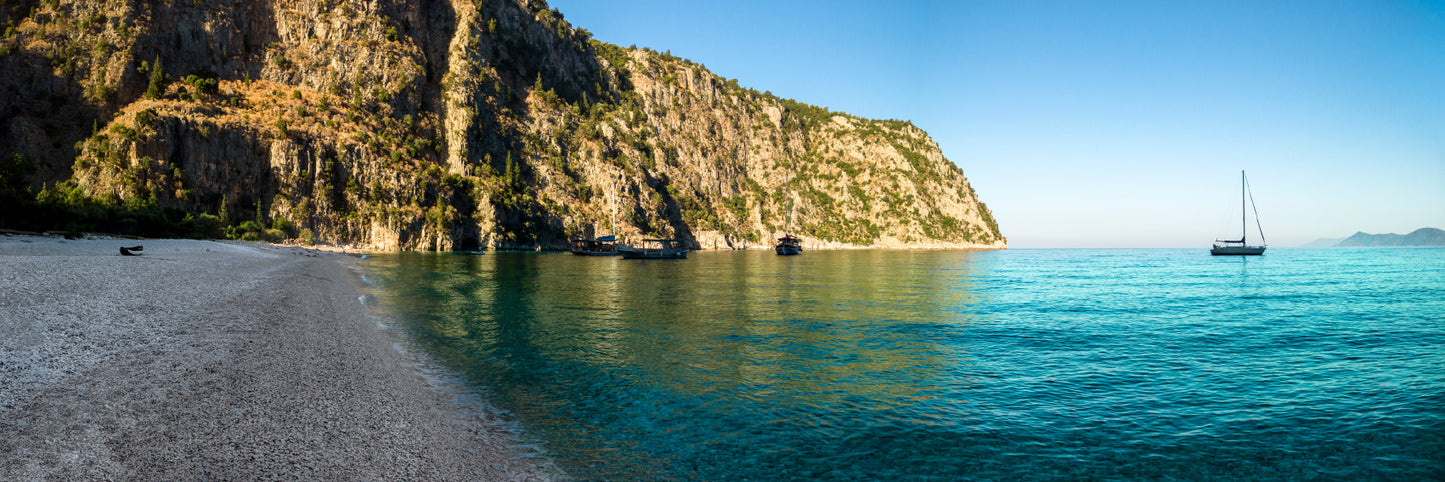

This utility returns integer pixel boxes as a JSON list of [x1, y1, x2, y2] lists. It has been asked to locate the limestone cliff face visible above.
[[0, 0, 1005, 250]]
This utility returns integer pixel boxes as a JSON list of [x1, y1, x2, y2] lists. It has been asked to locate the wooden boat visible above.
[[620, 239, 689, 259], [572, 183, 622, 256], [1211, 170, 1267, 256], [775, 195, 802, 255], [775, 235, 802, 255], [570, 235, 620, 256]]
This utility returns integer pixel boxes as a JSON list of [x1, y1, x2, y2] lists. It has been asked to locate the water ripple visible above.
[[360, 248, 1445, 480]]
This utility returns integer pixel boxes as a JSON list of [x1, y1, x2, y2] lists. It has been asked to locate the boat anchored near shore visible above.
[[775, 235, 802, 255], [775, 194, 802, 255], [571, 181, 623, 256], [570, 235, 620, 256], [619, 239, 689, 259]]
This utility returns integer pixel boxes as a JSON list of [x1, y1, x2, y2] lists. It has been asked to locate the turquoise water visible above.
[[359, 248, 1445, 480]]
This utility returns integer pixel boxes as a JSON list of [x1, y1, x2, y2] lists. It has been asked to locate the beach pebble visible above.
[[0, 236, 554, 480]]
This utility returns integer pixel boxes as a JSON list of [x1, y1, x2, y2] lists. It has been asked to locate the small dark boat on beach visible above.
[[619, 239, 688, 259], [775, 235, 802, 255]]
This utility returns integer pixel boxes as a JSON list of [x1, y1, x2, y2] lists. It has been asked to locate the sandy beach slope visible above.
[[0, 235, 550, 480]]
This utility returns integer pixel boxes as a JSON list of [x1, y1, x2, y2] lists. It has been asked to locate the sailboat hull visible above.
[[1211, 246, 1266, 256]]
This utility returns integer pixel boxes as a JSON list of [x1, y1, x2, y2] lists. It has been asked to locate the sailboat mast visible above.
[[1240, 170, 1247, 245], [788, 194, 795, 233], [1247, 174, 1266, 246]]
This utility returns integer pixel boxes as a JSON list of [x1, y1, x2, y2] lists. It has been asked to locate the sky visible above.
[[547, 0, 1445, 248]]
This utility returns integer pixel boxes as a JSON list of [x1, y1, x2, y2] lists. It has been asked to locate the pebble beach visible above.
[[0, 235, 550, 480]]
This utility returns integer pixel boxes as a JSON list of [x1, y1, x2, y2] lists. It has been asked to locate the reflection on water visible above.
[[360, 248, 1445, 480], [362, 250, 989, 479]]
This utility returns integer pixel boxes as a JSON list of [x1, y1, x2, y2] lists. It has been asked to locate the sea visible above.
[[356, 248, 1445, 480]]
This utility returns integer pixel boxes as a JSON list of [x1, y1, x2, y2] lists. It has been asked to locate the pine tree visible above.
[[145, 55, 164, 99], [504, 152, 517, 185]]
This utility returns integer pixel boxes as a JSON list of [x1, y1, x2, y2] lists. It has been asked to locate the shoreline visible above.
[[0, 234, 552, 479], [354, 244, 1009, 254]]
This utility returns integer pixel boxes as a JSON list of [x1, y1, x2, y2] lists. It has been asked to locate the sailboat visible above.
[[775, 195, 802, 255], [1211, 170, 1267, 256], [775, 234, 802, 255], [571, 182, 622, 256]]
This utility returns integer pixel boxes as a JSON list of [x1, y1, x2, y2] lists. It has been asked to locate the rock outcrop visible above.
[[0, 0, 1005, 250]]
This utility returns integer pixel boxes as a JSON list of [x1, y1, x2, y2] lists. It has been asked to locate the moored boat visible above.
[[775, 235, 802, 255], [570, 235, 620, 256], [619, 239, 689, 259], [775, 195, 803, 255], [572, 183, 623, 256]]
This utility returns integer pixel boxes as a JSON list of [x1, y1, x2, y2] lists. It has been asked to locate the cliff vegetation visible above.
[[0, 0, 1004, 250]]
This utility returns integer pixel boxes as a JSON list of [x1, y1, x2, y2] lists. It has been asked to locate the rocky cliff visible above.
[[0, 0, 1005, 251]]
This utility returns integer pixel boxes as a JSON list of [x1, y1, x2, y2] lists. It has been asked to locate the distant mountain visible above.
[[1300, 237, 1344, 248], [1334, 228, 1445, 247]]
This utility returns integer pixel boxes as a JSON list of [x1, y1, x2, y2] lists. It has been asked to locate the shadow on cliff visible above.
[[129, 0, 281, 93], [466, 0, 611, 250], [0, 49, 110, 187], [485, 1, 601, 106], [643, 172, 698, 249]]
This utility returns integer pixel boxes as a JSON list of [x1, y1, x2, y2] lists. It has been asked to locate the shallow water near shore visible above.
[[359, 248, 1445, 480]]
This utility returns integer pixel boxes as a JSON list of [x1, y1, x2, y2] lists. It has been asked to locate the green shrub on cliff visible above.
[[979, 202, 1002, 240], [0, 154, 31, 195], [184, 75, 218, 95]]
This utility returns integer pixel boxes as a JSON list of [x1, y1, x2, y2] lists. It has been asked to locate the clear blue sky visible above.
[[548, 0, 1445, 248]]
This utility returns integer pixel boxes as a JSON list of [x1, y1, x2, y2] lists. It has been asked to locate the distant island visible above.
[[1299, 237, 1343, 248], [1325, 228, 1445, 247]]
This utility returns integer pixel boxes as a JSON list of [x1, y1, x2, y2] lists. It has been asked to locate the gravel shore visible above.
[[0, 235, 551, 480]]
